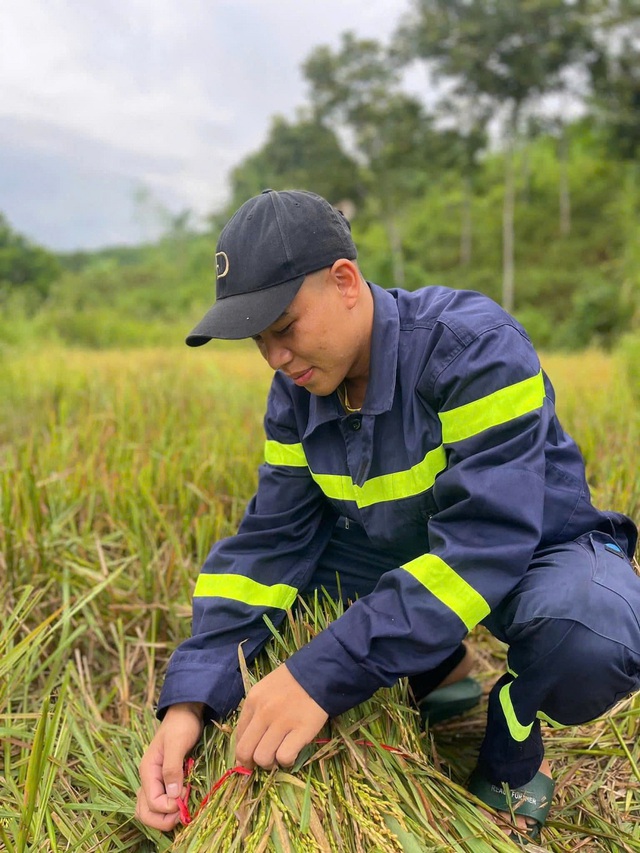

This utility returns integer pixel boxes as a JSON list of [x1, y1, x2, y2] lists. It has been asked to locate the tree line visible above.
[[1, 0, 639, 351]]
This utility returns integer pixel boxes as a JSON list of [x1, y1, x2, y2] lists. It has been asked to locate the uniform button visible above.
[[350, 417, 361, 431]]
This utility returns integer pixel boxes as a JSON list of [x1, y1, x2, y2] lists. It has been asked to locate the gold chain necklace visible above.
[[340, 382, 362, 413]]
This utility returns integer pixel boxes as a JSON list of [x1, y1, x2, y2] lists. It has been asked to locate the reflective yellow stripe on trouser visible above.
[[400, 553, 490, 631], [439, 370, 546, 444], [194, 573, 298, 611], [499, 680, 534, 742], [507, 665, 566, 729]]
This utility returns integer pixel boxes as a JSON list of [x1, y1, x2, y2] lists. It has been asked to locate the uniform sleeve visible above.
[[286, 323, 550, 716], [157, 374, 336, 721]]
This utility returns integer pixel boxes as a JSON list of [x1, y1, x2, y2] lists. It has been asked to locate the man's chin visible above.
[[310, 378, 342, 397]]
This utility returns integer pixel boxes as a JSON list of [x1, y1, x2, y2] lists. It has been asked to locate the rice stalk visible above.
[[172, 594, 516, 853], [1, 346, 639, 851]]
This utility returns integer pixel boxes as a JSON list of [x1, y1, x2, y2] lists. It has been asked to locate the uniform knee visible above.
[[535, 622, 640, 725]]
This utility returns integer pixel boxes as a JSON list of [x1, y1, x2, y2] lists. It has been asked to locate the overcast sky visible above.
[[0, 0, 416, 251]]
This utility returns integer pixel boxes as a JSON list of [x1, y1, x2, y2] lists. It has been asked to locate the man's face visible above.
[[251, 265, 368, 396]]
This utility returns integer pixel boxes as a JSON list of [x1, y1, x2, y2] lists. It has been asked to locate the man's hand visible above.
[[136, 702, 204, 831], [235, 664, 328, 769]]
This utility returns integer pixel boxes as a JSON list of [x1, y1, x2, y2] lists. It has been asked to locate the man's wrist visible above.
[[165, 701, 205, 720]]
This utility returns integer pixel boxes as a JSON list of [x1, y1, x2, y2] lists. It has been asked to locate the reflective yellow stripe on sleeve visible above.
[[264, 440, 308, 468], [400, 553, 490, 631], [194, 573, 298, 611], [311, 445, 446, 508], [439, 370, 545, 444]]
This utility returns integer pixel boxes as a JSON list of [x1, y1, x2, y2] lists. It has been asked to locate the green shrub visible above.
[[619, 333, 640, 402], [514, 307, 555, 349], [563, 272, 631, 349], [36, 308, 185, 349]]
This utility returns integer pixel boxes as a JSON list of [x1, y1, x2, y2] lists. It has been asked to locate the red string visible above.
[[177, 737, 409, 825], [314, 737, 410, 759], [177, 758, 252, 825], [176, 759, 194, 825]]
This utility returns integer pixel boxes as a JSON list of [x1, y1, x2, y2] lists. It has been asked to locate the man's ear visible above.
[[330, 259, 361, 307]]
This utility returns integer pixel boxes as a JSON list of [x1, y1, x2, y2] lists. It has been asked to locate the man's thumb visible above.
[[162, 752, 185, 799]]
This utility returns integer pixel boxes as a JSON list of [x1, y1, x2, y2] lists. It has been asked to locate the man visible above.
[[136, 189, 640, 843]]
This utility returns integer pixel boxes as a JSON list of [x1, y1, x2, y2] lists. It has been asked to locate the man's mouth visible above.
[[290, 367, 314, 386]]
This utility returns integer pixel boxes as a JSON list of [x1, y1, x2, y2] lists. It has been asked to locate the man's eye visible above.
[[274, 323, 293, 336]]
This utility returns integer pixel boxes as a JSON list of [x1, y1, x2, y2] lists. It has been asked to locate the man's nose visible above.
[[264, 340, 292, 371]]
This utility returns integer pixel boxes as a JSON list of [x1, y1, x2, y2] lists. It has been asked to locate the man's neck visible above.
[[342, 281, 374, 410]]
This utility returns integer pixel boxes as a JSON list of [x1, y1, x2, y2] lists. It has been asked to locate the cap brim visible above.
[[186, 275, 305, 345]]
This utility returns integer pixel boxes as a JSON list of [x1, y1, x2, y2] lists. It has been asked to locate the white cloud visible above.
[[0, 0, 410, 247], [2, 3, 228, 157]]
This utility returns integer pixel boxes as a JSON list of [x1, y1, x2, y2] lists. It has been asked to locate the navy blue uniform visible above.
[[159, 283, 639, 786]]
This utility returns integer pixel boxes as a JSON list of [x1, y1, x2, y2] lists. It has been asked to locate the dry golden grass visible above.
[[1, 344, 639, 851]]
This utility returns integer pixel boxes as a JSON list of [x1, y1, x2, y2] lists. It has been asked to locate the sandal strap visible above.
[[418, 676, 482, 724], [468, 768, 555, 825]]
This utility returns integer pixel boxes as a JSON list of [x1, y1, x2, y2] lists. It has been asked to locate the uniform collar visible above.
[[303, 283, 399, 437]]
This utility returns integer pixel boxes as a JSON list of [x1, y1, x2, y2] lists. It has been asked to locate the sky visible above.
[[0, 0, 414, 251]]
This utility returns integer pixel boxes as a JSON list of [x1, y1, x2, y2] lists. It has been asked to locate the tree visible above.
[[587, 0, 640, 161], [520, 115, 575, 237], [0, 213, 61, 305], [396, 0, 595, 311], [431, 97, 490, 265], [303, 33, 450, 287], [586, 0, 640, 322], [226, 114, 362, 215]]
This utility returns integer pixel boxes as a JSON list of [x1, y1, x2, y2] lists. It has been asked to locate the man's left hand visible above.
[[235, 664, 329, 769]]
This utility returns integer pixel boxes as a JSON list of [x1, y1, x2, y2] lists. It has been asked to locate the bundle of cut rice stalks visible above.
[[171, 594, 518, 853]]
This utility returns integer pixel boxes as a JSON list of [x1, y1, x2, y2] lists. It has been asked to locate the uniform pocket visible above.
[[589, 532, 640, 645]]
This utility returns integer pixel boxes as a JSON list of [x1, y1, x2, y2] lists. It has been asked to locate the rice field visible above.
[[1, 345, 639, 852]]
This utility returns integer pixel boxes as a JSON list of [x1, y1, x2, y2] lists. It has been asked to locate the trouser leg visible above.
[[303, 516, 398, 602], [479, 531, 640, 788], [302, 516, 467, 696]]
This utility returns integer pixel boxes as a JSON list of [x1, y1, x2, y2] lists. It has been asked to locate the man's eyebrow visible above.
[[252, 310, 291, 339], [269, 310, 291, 327]]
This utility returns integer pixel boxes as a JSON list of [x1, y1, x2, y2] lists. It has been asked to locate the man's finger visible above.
[[235, 709, 272, 768], [234, 698, 255, 746], [162, 734, 193, 800], [140, 746, 178, 814], [252, 723, 292, 769], [161, 709, 203, 800], [275, 730, 308, 768], [135, 787, 182, 831]]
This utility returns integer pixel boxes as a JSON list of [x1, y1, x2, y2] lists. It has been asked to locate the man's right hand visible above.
[[136, 702, 204, 831]]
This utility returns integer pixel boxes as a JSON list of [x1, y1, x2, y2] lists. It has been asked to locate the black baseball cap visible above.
[[186, 189, 357, 344]]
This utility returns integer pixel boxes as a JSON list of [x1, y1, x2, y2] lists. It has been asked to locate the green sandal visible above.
[[417, 676, 483, 725], [467, 767, 555, 846]]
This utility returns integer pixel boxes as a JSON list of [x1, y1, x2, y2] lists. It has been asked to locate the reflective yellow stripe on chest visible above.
[[264, 370, 545, 508]]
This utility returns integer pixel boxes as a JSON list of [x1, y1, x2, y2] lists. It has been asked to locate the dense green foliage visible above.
[[0, 214, 61, 308], [1, 120, 638, 353], [226, 114, 364, 214], [0, 129, 637, 352]]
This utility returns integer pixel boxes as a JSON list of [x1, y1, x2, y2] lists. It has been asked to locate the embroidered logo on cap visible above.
[[215, 252, 230, 278]]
